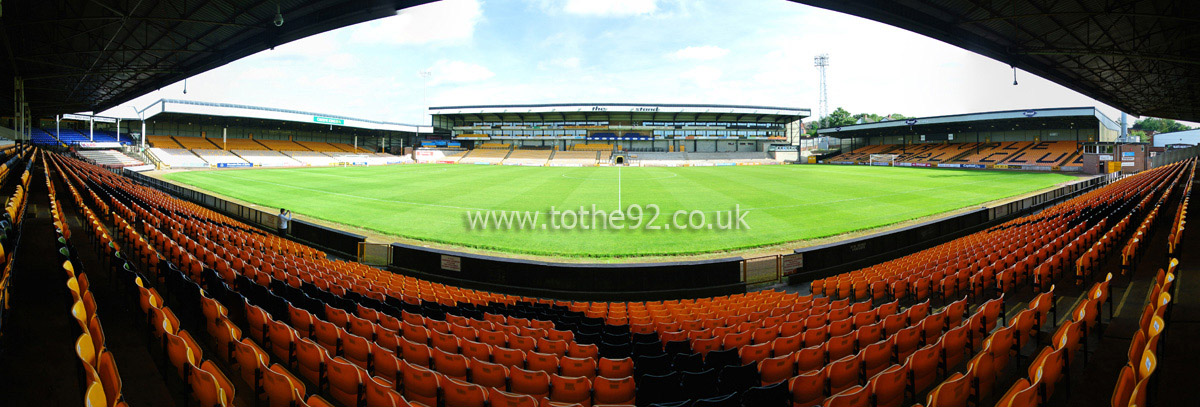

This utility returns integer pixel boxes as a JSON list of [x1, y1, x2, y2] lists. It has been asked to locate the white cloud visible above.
[[238, 66, 286, 81], [351, 0, 482, 45], [561, 0, 657, 16], [426, 60, 495, 86], [324, 53, 358, 69], [679, 66, 722, 87], [669, 45, 728, 60], [538, 57, 581, 70]]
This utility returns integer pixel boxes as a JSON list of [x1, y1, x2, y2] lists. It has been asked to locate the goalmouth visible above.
[[870, 154, 899, 166]]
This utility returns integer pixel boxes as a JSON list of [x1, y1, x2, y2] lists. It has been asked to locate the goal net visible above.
[[870, 154, 899, 166]]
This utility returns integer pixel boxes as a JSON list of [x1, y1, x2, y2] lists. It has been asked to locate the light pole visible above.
[[814, 54, 830, 137], [419, 70, 432, 124]]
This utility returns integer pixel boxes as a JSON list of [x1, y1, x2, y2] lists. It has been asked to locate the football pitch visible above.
[[161, 164, 1076, 259]]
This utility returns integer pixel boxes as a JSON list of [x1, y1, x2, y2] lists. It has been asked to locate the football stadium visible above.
[[1, 1, 1199, 407]]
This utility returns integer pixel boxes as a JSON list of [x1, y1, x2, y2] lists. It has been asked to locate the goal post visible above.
[[870, 154, 899, 166]]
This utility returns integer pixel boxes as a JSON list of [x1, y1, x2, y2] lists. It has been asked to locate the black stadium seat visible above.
[[638, 371, 683, 405], [740, 381, 790, 407], [718, 362, 760, 394], [680, 368, 720, 399], [694, 392, 740, 407]]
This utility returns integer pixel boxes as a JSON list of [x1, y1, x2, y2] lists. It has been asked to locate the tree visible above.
[[853, 113, 886, 124], [807, 108, 909, 136], [822, 107, 855, 128], [1129, 129, 1150, 143], [1132, 117, 1191, 134]]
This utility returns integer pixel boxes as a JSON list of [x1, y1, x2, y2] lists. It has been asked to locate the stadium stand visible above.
[[477, 143, 513, 150], [146, 148, 209, 168], [330, 142, 371, 153], [191, 149, 250, 166], [26, 128, 135, 146], [630, 152, 775, 166], [550, 150, 599, 166], [4, 145, 1194, 407], [892, 143, 954, 165], [30, 128, 64, 146], [999, 141, 1083, 167], [147, 135, 184, 149], [47, 167, 131, 407], [93, 130, 134, 144], [76, 149, 145, 168], [460, 148, 510, 164], [828, 144, 898, 164], [286, 151, 343, 166], [686, 152, 774, 165], [828, 141, 1084, 169], [573, 143, 614, 151], [504, 149, 553, 166], [416, 149, 468, 163], [635, 152, 690, 166], [800, 159, 1192, 407], [232, 149, 303, 167], [257, 139, 309, 151], [1106, 162, 1190, 407], [360, 152, 413, 165], [950, 142, 1026, 166], [217, 138, 267, 150], [172, 136, 221, 150], [0, 146, 31, 346], [296, 141, 344, 153], [33, 129, 133, 145], [142, 134, 404, 168], [53, 129, 91, 145]]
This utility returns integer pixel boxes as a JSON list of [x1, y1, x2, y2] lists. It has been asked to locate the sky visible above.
[[97, 0, 1163, 127]]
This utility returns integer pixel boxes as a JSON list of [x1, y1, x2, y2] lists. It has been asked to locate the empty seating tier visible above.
[[172, 136, 221, 150], [828, 141, 1083, 169], [218, 138, 269, 150], [191, 149, 250, 166], [76, 149, 144, 168], [147, 135, 184, 149], [550, 151, 599, 166], [232, 150, 303, 167], [13, 147, 1197, 407], [460, 149, 510, 164], [504, 150, 552, 166], [572, 144, 614, 151], [147, 148, 208, 168]]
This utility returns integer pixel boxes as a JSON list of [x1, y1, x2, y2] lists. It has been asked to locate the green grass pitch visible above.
[[162, 164, 1075, 259]]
